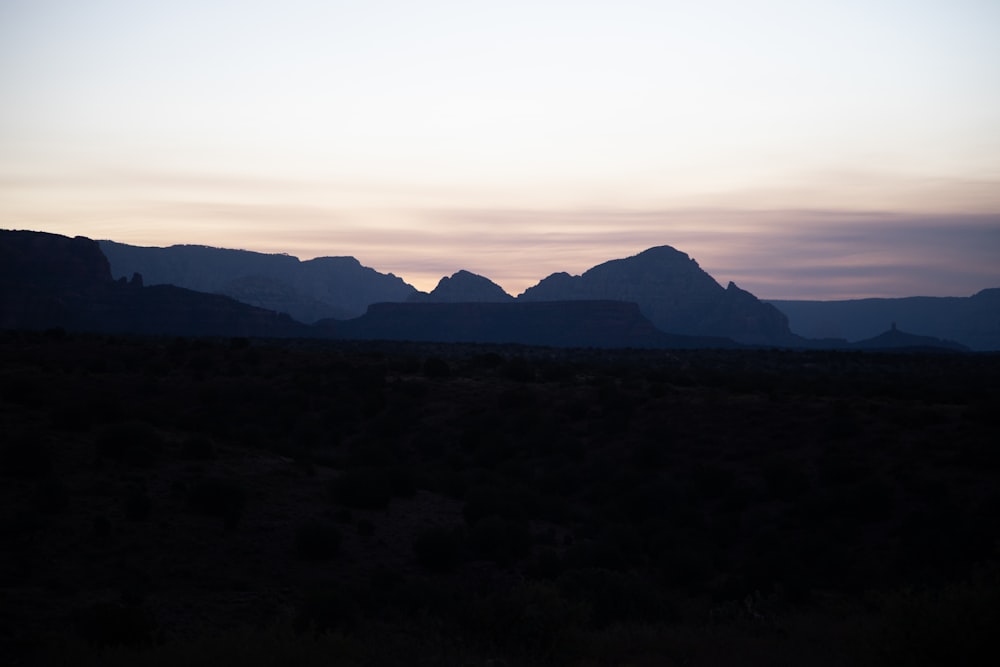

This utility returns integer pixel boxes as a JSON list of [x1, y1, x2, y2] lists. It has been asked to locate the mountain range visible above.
[[767, 291, 1000, 352], [2, 229, 994, 350], [99, 240, 416, 322], [100, 240, 796, 345]]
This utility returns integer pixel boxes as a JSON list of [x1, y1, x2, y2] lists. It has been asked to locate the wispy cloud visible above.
[[2, 167, 997, 298]]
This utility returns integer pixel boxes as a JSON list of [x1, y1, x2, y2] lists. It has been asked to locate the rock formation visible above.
[[408, 270, 514, 303], [99, 241, 418, 322], [1, 231, 309, 338], [519, 246, 793, 345]]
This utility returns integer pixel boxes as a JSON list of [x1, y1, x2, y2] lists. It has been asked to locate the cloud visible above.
[[361, 208, 1000, 298], [2, 166, 996, 298]]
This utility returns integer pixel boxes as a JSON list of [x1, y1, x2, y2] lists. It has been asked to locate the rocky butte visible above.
[[408, 270, 514, 303], [518, 246, 794, 345]]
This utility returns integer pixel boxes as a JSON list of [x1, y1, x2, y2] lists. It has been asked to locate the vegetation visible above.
[[1, 329, 998, 665]]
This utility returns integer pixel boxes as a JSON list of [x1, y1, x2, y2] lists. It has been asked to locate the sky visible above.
[[1, 0, 999, 299]]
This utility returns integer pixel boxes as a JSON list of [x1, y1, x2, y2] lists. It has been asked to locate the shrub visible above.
[[50, 403, 94, 432], [413, 526, 465, 572], [556, 567, 674, 627], [762, 458, 810, 500], [869, 579, 1000, 667], [35, 478, 70, 513], [295, 521, 342, 561], [1, 435, 52, 479], [467, 515, 532, 565], [504, 357, 535, 382], [76, 602, 156, 648], [462, 486, 527, 523], [387, 465, 416, 498], [179, 434, 216, 460], [95, 421, 163, 467], [294, 585, 359, 633], [123, 488, 152, 521], [422, 356, 451, 379], [186, 478, 246, 529], [330, 468, 393, 510], [465, 582, 586, 658]]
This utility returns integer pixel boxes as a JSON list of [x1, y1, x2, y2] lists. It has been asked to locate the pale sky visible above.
[[1, 0, 998, 298]]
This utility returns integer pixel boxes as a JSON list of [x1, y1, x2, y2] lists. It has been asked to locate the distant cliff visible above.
[[99, 241, 418, 322], [519, 246, 794, 345], [768, 290, 1000, 351], [2, 230, 309, 338], [848, 323, 968, 351], [3, 230, 984, 350], [319, 301, 738, 349]]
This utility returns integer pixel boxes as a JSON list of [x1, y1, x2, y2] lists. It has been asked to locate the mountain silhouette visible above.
[[408, 270, 514, 303], [768, 290, 1000, 351], [318, 301, 737, 349], [0, 230, 984, 351], [849, 323, 968, 351], [99, 241, 417, 322], [2, 231, 309, 337], [518, 246, 794, 345]]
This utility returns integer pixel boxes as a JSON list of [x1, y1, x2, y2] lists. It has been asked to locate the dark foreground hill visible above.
[[2, 331, 998, 665]]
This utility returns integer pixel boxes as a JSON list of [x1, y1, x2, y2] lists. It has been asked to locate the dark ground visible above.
[[2, 330, 999, 665]]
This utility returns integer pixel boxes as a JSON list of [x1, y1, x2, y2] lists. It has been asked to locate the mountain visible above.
[[767, 289, 1000, 351], [850, 323, 968, 351], [1, 230, 309, 338], [99, 241, 418, 322], [518, 246, 794, 345], [9, 230, 991, 351], [408, 270, 514, 303], [319, 301, 738, 349]]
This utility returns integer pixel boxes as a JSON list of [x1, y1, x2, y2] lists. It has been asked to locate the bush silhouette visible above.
[[179, 434, 216, 460], [556, 567, 673, 627], [413, 526, 464, 572], [422, 356, 450, 378], [186, 478, 246, 529], [467, 515, 531, 565], [1, 435, 52, 479], [295, 521, 342, 561], [295, 585, 359, 633], [95, 421, 163, 467], [76, 602, 156, 648], [123, 487, 152, 521], [504, 357, 534, 382], [330, 467, 394, 509], [465, 582, 586, 658], [762, 458, 810, 500], [34, 478, 70, 513]]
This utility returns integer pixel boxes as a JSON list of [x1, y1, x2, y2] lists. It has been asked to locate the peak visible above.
[[421, 269, 513, 303], [308, 255, 361, 267], [632, 245, 691, 261], [441, 269, 489, 284], [638, 245, 684, 256], [611, 245, 696, 268]]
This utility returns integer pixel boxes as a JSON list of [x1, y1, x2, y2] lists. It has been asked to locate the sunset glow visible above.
[[2, 0, 998, 297]]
